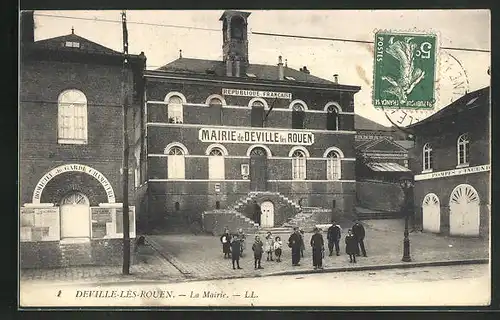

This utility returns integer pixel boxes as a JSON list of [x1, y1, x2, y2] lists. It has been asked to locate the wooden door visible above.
[[260, 201, 275, 228], [422, 193, 440, 233], [449, 184, 480, 236]]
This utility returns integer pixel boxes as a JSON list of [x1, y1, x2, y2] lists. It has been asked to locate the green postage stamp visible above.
[[373, 31, 438, 110]]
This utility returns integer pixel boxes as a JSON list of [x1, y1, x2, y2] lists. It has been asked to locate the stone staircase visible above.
[[232, 191, 302, 213], [283, 207, 332, 231], [59, 238, 93, 267], [258, 226, 294, 235]]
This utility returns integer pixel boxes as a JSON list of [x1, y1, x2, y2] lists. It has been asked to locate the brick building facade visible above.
[[19, 12, 146, 268], [409, 87, 490, 238], [135, 11, 361, 234]]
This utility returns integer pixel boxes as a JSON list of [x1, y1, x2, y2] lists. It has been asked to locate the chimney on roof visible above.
[[20, 10, 35, 44], [301, 66, 310, 74], [333, 74, 339, 84], [226, 59, 233, 77], [179, 49, 182, 58], [235, 57, 241, 77], [285, 59, 288, 67], [278, 56, 284, 80]]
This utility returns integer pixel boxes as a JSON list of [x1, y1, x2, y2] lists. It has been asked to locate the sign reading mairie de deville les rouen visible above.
[[199, 128, 314, 146]]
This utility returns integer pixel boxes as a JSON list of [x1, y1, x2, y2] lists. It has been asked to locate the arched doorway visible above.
[[260, 201, 275, 228], [249, 147, 268, 191], [60, 191, 91, 239], [449, 184, 480, 237], [422, 193, 440, 233]]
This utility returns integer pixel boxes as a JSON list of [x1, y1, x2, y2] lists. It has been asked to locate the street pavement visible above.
[[20, 264, 490, 307], [20, 219, 489, 285]]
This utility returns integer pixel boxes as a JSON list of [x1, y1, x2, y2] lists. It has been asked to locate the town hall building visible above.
[[135, 10, 361, 234]]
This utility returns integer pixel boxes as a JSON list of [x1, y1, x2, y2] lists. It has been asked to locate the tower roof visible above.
[[219, 10, 251, 21]]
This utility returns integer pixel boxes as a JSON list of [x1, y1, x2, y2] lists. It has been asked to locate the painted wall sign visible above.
[[199, 128, 314, 146], [415, 164, 490, 181], [32, 164, 116, 204], [222, 88, 292, 100]]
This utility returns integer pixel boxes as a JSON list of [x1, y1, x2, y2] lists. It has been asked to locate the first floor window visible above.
[[326, 151, 341, 180], [58, 89, 88, 144], [292, 104, 305, 129], [457, 133, 470, 166], [251, 101, 265, 127], [326, 105, 340, 131], [292, 150, 307, 180], [167, 146, 185, 179], [168, 95, 183, 124], [423, 143, 433, 171], [208, 148, 225, 180]]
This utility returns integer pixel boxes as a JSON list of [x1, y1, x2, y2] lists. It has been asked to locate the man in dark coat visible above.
[[327, 221, 342, 256], [230, 235, 242, 269], [288, 227, 302, 266], [345, 229, 358, 263], [252, 200, 262, 226], [310, 227, 325, 269], [352, 220, 367, 257], [220, 227, 231, 259]]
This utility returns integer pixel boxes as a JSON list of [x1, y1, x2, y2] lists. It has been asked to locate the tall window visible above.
[[168, 95, 183, 124], [326, 105, 340, 131], [423, 143, 433, 171], [326, 150, 341, 180], [208, 147, 225, 180], [209, 97, 223, 107], [292, 150, 307, 180], [58, 89, 88, 144], [166, 145, 185, 179], [251, 100, 265, 127], [292, 104, 305, 129], [457, 133, 470, 166]]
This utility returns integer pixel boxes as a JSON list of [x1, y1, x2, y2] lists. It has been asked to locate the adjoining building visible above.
[[135, 10, 361, 234], [19, 11, 146, 268], [408, 87, 490, 238]]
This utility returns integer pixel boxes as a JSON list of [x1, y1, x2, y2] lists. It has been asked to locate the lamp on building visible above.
[[399, 177, 414, 262]]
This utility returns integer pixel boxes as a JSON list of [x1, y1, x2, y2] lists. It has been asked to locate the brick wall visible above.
[[356, 181, 405, 212]]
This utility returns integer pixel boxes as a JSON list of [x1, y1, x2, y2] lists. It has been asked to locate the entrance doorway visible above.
[[260, 201, 275, 228], [422, 193, 440, 233], [60, 191, 91, 239], [250, 147, 268, 191], [449, 184, 480, 237]]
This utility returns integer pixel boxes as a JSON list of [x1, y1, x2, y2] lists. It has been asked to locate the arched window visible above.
[[423, 143, 433, 171], [166, 145, 186, 179], [251, 100, 265, 127], [457, 133, 470, 166], [167, 95, 183, 124], [292, 150, 307, 180], [292, 103, 305, 129], [326, 105, 340, 131], [209, 97, 223, 107], [326, 150, 341, 180], [208, 147, 225, 180], [58, 89, 88, 144]]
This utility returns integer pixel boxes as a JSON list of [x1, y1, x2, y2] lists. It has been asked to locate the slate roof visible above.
[[157, 58, 336, 85], [408, 86, 490, 129], [32, 33, 121, 56], [355, 114, 395, 132]]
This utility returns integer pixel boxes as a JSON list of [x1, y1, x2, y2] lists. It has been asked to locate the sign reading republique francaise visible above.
[[222, 88, 292, 100], [199, 128, 314, 146]]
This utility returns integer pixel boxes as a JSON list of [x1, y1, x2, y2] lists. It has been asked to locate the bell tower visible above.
[[220, 10, 251, 77]]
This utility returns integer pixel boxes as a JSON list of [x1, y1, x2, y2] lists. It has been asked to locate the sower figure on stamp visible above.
[[230, 234, 242, 270], [310, 227, 325, 270], [327, 221, 342, 256], [220, 227, 231, 259], [352, 220, 367, 257], [288, 227, 302, 266], [252, 235, 264, 269]]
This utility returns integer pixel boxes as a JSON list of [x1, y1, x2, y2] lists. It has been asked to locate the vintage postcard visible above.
[[19, 9, 490, 308]]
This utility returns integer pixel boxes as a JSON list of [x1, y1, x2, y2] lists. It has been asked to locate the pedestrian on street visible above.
[[237, 228, 246, 257], [327, 221, 342, 256], [134, 235, 149, 264], [252, 235, 264, 269], [274, 236, 283, 262], [299, 228, 306, 258], [265, 232, 274, 261], [310, 227, 325, 270], [252, 200, 262, 226], [352, 220, 367, 257], [345, 229, 358, 263], [288, 227, 302, 266], [230, 235, 242, 270], [220, 227, 231, 259]]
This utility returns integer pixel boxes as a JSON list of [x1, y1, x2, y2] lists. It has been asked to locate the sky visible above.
[[32, 10, 491, 126]]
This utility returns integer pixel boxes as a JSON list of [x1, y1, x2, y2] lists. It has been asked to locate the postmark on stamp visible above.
[[373, 31, 438, 110]]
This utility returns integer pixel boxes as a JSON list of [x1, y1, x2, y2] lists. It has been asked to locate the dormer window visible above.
[[246, 73, 257, 78], [285, 76, 296, 81], [65, 41, 80, 48]]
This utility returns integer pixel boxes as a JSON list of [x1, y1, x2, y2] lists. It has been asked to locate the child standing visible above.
[[265, 232, 274, 261], [345, 229, 357, 263], [274, 236, 283, 262], [252, 235, 264, 269], [299, 229, 306, 258], [230, 235, 242, 270]]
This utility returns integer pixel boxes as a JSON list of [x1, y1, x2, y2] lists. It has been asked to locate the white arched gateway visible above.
[[449, 184, 480, 237], [422, 193, 440, 233]]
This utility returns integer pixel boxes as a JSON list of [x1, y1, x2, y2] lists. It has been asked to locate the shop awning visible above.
[[366, 162, 411, 172]]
